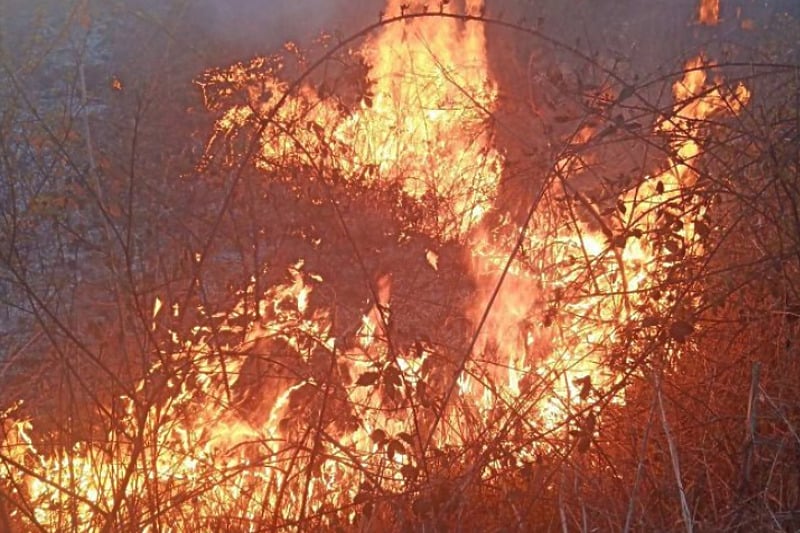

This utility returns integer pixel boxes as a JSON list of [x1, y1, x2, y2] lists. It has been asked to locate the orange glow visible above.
[[467, 57, 749, 425], [699, 0, 720, 25], [199, 0, 501, 240], [0, 2, 752, 530]]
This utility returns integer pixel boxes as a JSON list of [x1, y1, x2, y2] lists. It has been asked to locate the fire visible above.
[[2, 269, 331, 530], [699, 0, 720, 25], [0, 1, 751, 530], [199, 0, 501, 239], [467, 56, 749, 425]]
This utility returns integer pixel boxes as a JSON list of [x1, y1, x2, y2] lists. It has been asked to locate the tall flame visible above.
[[200, 0, 502, 239], [467, 56, 749, 424]]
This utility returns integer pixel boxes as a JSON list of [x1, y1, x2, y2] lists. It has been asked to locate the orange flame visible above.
[[699, 0, 720, 25], [200, 0, 502, 239], [0, 2, 752, 530], [465, 57, 749, 425]]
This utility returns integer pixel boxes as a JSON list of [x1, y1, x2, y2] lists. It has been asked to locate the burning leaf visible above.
[[401, 464, 418, 481], [370, 428, 388, 445], [397, 431, 415, 446], [384, 366, 403, 388], [611, 234, 628, 249], [694, 219, 711, 239], [641, 316, 661, 328], [386, 439, 406, 461], [355, 371, 380, 387], [664, 239, 683, 255], [573, 376, 592, 401], [669, 320, 696, 342], [353, 491, 372, 505]]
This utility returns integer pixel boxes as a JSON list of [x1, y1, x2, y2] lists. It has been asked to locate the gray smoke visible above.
[[200, 0, 384, 52]]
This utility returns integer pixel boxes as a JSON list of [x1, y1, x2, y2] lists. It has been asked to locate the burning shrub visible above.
[[1, 0, 798, 531]]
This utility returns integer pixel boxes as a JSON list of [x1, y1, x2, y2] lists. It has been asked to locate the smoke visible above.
[[197, 0, 800, 68], [201, 0, 383, 52]]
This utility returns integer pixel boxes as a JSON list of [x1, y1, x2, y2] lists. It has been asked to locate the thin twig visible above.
[[655, 371, 694, 533]]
